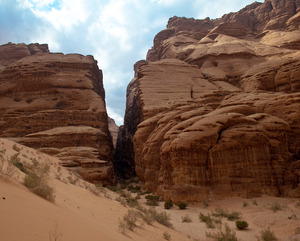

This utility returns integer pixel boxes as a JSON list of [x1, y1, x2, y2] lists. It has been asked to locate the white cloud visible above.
[[27, 0, 90, 31], [107, 106, 124, 126]]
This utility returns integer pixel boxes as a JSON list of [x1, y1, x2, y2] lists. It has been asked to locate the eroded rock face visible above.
[[108, 117, 119, 148], [0, 42, 114, 184], [116, 0, 300, 201]]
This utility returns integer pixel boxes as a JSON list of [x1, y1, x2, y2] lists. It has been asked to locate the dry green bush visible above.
[[258, 229, 278, 241], [24, 162, 54, 202], [164, 199, 173, 209], [145, 195, 160, 206], [199, 213, 221, 229], [137, 206, 172, 227], [120, 210, 143, 231], [206, 224, 238, 241], [178, 202, 187, 210], [212, 208, 241, 221], [9, 153, 28, 174], [235, 220, 249, 230]]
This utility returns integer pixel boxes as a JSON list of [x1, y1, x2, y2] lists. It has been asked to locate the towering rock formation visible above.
[[0, 42, 114, 184], [115, 0, 300, 201]]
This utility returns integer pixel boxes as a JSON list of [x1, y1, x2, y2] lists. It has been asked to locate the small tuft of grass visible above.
[[203, 200, 209, 208], [243, 201, 248, 207], [199, 213, 221, 229], [181, 214, 192, 223], [163, 231, 171, 240], [271, 202, 282, 212], [259, 229, 278, 241]]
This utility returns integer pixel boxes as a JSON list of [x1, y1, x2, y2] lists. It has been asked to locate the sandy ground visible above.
[[0, 138, 299, 241]]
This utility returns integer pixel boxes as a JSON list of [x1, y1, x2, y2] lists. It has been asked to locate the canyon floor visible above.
[[0, 138, 299, 241]]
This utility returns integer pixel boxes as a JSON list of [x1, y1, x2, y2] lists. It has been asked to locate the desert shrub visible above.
[[136, 205, 172, 227], [243, 201, 248, 207], [271, 202, 282, 212], [122, 210, 142, 231], [164, 199, 173, 209], [200, 213, 214, 228], [235, 220, 249, 230], [206, 224, 238, 241], [116, 196, 127, 207], [24, 162, 54, 202], [212, 208, 241, 221], [212, 207, 228, 218], [148, 207, 172, 227], [259, 229, 278, 241], [127, 185, 141, 193], [163, 231, 171, 240], [181, 214, 192, 223], [141, 210, 155, 225], [145, 195, 159, 206], [126, 195, 139, 208], [199, 213, 221, 229], [252, 199, 258, 205], [106, 185, 119, 192], [9, 154, 28, 174], [178, 202, 187, 210], [227, 211, 241, 221]]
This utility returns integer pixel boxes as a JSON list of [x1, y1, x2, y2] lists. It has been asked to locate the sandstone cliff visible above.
[[0, 42, 114, 184], [115, 0, 300, 201], [108, 117, 119, 148]]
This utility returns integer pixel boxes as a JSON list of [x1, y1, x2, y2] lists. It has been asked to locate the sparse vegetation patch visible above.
[[206, 224, 238, 241], [24, 162, 54, 202], [212, 208, 241, 221], [258, 229, 279, 241]]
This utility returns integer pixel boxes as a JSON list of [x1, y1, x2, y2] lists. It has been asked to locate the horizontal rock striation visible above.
[[0, 42, 114, 184], [116, 0, 300, 201]]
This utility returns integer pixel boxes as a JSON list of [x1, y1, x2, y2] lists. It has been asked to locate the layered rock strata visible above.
[[0, 43, 114, 184], [115, 0, 300, 201]]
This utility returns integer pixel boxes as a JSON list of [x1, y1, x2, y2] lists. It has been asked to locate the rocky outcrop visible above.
[[0, 42, 114, 184], [108, 117, 119, 148], [116, 0, 300, 201]]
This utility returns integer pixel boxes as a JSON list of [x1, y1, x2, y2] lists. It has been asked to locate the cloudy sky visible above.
[[0, 0, 263, 125]]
